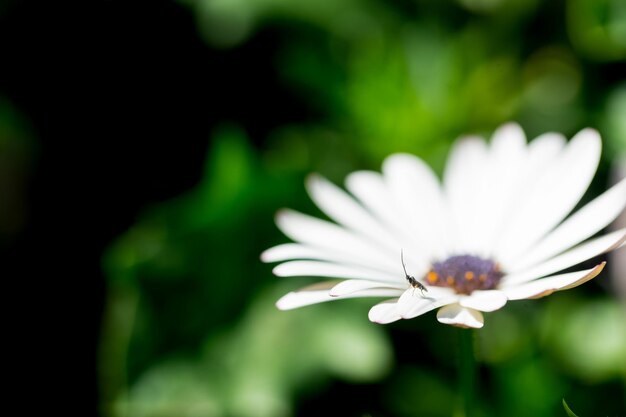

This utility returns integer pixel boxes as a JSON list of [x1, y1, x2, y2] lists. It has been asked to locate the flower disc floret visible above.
[[426, 255, 503, 295]]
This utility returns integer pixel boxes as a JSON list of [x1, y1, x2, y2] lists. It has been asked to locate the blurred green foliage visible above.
[[562, 399, 580, 417], [0, 97, 36, 245], [100, 128, 393, 417], [100, 0, 626, 416]]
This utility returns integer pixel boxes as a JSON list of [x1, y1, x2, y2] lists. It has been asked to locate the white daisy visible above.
[[262, 123, 626, 328]]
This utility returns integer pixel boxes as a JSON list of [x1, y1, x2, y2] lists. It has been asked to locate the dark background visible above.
[[0, 1, 296, 414]]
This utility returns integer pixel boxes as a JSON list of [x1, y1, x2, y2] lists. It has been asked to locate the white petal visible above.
[[436, 304, 484, 328], [495, 132, 566, 223], [447, 126, 567, 258], [261, 243, 405, 273], [478, 123, 528, 255], [488, 132, 567, 254], [501, 263, 605, 300], [395, 286, 456, 315], [444, 136, 490, 255], [399, 291, 458, 319], [509, 177, 626, 271], [491, 123, 526, 150], [401, 298, 446, 319], [330, 279, 405, 297], [276, 282, 403, 310], [345, 171, 416, 243], [276, 209, 398, 271], [345, 170, 432, 271], [520, 132, 567, 186], [383, 153, 451, 259], [526, 132, 567, 165], [275, 281, 337, 309], [495, 128, 602, 265], [261, 243, 331, 263], [262, 243, 426, 283], [459, 290, 508, 312], [502, 228, 626, 285], [368, 300, 403, 324], [396, 288, 421, 315], [273, 260, 402, 283], [305, 174, 400, 249]]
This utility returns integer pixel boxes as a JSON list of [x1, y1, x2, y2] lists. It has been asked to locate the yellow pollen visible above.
[[479, 274, 487, 282], [465, 271, 475, 280], [446, 276, 454, 285], [427, 271, 439, 283]]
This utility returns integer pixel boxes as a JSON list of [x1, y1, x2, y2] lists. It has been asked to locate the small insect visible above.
[[401, 249, 428, 296]]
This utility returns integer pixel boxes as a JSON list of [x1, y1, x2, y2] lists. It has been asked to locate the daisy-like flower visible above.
[[262, 123, 626, 328]]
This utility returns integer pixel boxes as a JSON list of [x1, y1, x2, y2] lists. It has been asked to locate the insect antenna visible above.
[[400, 249, 409, 277]]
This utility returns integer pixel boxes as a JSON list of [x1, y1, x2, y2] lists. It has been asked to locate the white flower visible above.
[[262, 123, 626, 328]]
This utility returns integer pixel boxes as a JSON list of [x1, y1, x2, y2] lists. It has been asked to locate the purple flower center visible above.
[[424, 255, 504, 295]]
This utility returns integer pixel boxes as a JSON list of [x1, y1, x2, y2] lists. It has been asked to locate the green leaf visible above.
[[563, 399, 580, 417]]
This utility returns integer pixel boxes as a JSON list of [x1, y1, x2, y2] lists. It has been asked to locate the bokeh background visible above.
[[1, 0, 625, 416]]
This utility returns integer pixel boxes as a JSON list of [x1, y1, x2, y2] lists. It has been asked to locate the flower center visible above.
[[424, 255, 503, 295]]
